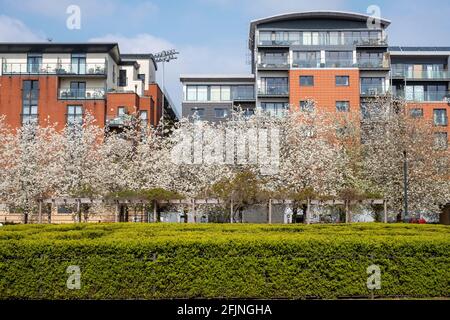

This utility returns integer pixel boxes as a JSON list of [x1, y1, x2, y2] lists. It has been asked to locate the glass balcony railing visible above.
[[258, 57, 289, 69], [258, 85, 289, 96], [325, 59, 355, 68], [292, 60, 321, 68], [2, 62, 107, 75], [258, 32, 388, 47], [360, 85, 387, 96], [394, 90, 450, 102], [357, 58, 385, 68], [58, 88, 106, 100], [391, 68, 450, 80]]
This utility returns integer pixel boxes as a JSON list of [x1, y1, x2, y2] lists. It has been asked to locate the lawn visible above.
[[0, 223, 449, 299]]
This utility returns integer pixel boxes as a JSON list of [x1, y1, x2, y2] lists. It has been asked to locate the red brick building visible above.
[[0, 43, 177, 131]]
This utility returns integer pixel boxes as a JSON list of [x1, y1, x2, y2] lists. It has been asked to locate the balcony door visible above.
[[27, 54, 42, 74], [71, 54, 86, 75], [70, 81, 86, 99]]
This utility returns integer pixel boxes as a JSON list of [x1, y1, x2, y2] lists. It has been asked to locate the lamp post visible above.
[[153, 49, 179, 134], [403, 150, 408, 222]]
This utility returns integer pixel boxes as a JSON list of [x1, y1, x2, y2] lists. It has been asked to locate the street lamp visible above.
[[153, 49, 179, 133]]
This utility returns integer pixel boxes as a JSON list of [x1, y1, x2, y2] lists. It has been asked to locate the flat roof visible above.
[[249, 11, 391, 49], [389, 46, 450, 55], [180, 74, 255, 82], [0, 42, 122, 63]]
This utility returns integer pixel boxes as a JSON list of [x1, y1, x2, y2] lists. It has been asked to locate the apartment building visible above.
[[180, 11, 449, 150], [0, 43, 177, 131], [180, 74, 256, 121]]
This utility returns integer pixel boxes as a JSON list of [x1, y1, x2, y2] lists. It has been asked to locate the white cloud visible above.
[[0, 15, 45, 41]]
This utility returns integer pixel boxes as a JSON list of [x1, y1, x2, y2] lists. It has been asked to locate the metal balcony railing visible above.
[[258, 33, 388, 47], [258, 56, 289, 69], [325, 59, 355, 68], [2, 62, 107, 75], [58, 88, 106, 100], [292, 60, 321, 68], [357, 58, 385, 69]]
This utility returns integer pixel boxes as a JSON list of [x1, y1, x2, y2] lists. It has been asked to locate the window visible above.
[[118, 107, 126, 117], [70, 81, 86, 99], [336, 101, 350, 112], [140, 111, 148, 126], [221, 86, 231, 101], [191, 108, 205, 119], [71, 53, 86, 74], [260, 77, 288, 95], [232, 86, 254, 100], [434, 132, 448, 149], [300, 76, 314, 86], [293, 51, 320, 67], [410, 108, 423, 118], [27, 54, 42, 73], [215, 108, 228, 118], [326, 51, 353, 67], [210, 86, 221, 101], [22, 80, 39, 125], [187, 86, 197, 101], [434, 109, 448, 126], [261, 103, 288, 117], [138, 74, 146, 82], [67, 106, 83, 126], [118, 69, 127, 87], [300, 100, 314, 112], [336, 76, 349, 86], [197, 86, 208, 101], [361, 77, 385, 95]]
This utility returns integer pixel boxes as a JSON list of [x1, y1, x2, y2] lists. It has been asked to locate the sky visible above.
[[1, 0, 450, 114]]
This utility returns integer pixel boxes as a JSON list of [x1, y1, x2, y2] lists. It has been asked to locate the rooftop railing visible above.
[[394, 89, 450, 102], [258, 33, 388, 47], [391, 67, 450, 80]]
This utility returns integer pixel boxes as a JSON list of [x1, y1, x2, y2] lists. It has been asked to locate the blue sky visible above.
[[1, 0, 450, 112]]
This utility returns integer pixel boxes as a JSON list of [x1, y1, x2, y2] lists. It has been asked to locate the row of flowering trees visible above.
[[0, 97, 448, 223]]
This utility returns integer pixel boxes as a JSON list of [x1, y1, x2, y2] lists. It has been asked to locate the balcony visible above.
[[357, 58, 389, 69], [106, 114, 135, 128], [394, 89, 450, 102], [360, 85, 387, 96], [391, 68, 450, 80], [292, 60, 321, 68], [258, 56, 290, 70], [258, 84, 289, 97], [325, 59, 356, 68], [58, 88, 106, 100], [2, 62, 107, 76]]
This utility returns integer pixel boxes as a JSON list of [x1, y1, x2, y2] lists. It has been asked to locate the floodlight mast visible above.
[[153, 50, 179, 134]]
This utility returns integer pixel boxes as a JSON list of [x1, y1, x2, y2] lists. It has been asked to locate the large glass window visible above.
[[293, 51, 320, 68], [71, 53, 86, 74], [260, 103, 288, 117], [22, 80, 39, 125], [221, 86, 231, 101], [187, 86, 197, 101], [191, 107, 205, 119], [434, 109, 448, 126], [214, 108, 228, 118], [67, 105, 83, 126], [210, 86, 221, 101], [232, 86, 254, 100], [197, 86, 208, 101], [260, 77, 288, 95], [27, 54, 42, 74], [361, 77, 385, 95], [326, 51, 353, 67], [336, 76, 349, 86], [70, 81, 86, 99]]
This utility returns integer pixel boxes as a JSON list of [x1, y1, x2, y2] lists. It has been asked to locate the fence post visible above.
[[306, 198, 311, 225], [230, 199, 234, 223], [153, 200, 157, 223], [38, 200, 42, 224], [345, 201, 349, 223], [268, 198, 272, 224], [384, 200, 388, 223]]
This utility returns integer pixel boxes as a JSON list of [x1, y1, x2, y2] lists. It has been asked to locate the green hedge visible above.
[[0, 223, 449, 299]]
